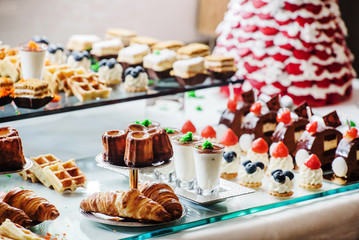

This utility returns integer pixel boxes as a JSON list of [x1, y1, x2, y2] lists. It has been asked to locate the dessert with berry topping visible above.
[[67, 51, 91, 71], [46, 44, 67, 65], [117, 44, 151, 71], [246, 137, 269, 166], [238, 160, 265, 188], [219, 90, 255, 137], [299, 154, 323, 189], [66, 34, 100, 51], [176, 43, 210, 60], [31, 35, 49, 45], [172, 57, 207, 86], [220, 150, 240, 180], [332, 127, 359, 182], [91, 38, 124, 61], [269, 169, 294, 197], [143, 49, 177, 80], [123, 66, 149, 92], [220, 128, 240, 155], [267, 142, 294, 175], [181, 120, 197, 134], [98, 58, 123, 85], [204, 55, 237, 81], [201, 125, 217, 142]]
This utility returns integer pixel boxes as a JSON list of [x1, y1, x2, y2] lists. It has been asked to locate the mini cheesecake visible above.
[[176, 43, 210, 60], [66, 34, 101, 51], [171, 57, 207, 86], [105, 28, 137, 46], [98, 58, 123, 85], [91, 38, 124, 61], [46, 44, 67, 65], [67, 51, 91, 71], [143, 49, 177, 80], [204, 55, 237, 81], [123, 66, 149, 92]]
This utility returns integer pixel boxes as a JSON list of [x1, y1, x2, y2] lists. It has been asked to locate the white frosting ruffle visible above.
[[238, 165, 264, 183], [269, 176, 294, 193], [246, 148, 269, 166], [267, 155, 294, 173], [299, 165, 323, 185]]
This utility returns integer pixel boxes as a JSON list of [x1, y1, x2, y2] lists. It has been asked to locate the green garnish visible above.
[[148, 79, 154, 85], [154, 50, 160, 55], [202, 140, 213, 149], [196, 106, 202, 111], [134, 119, 152, 127], [5, 174, 11, 178], [165, 128, 175, 134], [91, 62, 100, 72], [348, 120, 356, 127], [180, 132, 193, 142], [186, 91, 204, 99]]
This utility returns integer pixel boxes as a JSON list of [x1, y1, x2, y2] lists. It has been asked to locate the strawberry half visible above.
[[251, 138, 268, 154], [182, 120, 196, 134], [344, 128, 358, 140], [276, 109, 292, 124], [271, 142, 289, 158], [250, 102, 262, 115], [306, 121, 318, 134], [304, 154, 321, 170], [227, 99, 237, 112], [220, 129, 239, 146], [201, 126, 216, 139]]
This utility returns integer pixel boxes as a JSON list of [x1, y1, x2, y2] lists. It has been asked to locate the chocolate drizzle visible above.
[[335, 137, 359, 181]]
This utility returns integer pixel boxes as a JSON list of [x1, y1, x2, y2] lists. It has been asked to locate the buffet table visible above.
[[2, 81, 359, 239]]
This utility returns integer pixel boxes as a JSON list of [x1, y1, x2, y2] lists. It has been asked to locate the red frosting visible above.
[[220, 129, 239, 146], [271, 142, 289, 158], [201, 126, 216, 139], [276, 109, 292, 124], [344, 128, 358, 140], [250, 102, 262, 115], [305, 121, 318, 134], [227, 99, 237, 113], [251, 137, 268, 154], [181, 120, 196, 134], [304, 154, 321, 170]]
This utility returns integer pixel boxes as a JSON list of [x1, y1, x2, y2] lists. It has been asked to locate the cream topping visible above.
[[67, 55, 91, 71], [246, 148, 269, 166], [91, 39, 124, 56], [220, 154, 240, 174], [269, 176, 294, 194], [299, 165, 323, 186], [268, 155, 294, 173], [143, 49, 176, 71], [238, 165, 264, 183], [124, 72, 148, 89], [98, 64, 123, 85], [117, 44, 150, 64], [46, 50, 67, 64]]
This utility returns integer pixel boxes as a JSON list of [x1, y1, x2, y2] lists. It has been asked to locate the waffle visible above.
[[68, 74, 111, 102], [43, 159, 87, 193], [18, 170, 38, 183], [29, 154, 62, 188], [0, 219, 43, 240]]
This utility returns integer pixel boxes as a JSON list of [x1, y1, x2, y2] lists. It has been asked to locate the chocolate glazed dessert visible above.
[[272, 118, 309, 157], [334, 137, 359, 181], [102, 130, 127, 166], [0, 127, 26, 171], [124, 131, 154, 167], [219, 103, 251, 137], [296, 126, 342, 170]]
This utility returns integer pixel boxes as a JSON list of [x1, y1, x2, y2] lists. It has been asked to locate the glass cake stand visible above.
[[0, 157, 32, 175]]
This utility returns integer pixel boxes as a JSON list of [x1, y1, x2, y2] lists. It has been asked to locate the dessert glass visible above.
[[172, 134, 201, 190], [19, 42, 47, 79], [193, 142, 224, 195]]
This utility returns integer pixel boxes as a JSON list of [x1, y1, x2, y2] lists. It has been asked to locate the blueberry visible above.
[[73, 52, 83, 61], [56, 44, 64, 51], [223, 151, 237, 163], [99, 59, 108, 67], [124, 68, 133, 76], [254, 162, 265, 170], [131, 69, 140, 78], [82, 51, 90, 59], [47, 44, 57, 54], [135, 65, 145, 73], [107, 61, 115, 69], [271, 169, 282, 176], [283, 170, 294, 180], [245, 163, 257, 174], [242, 160, 251, 167], [273, 172, 286, 183], [32, 35, 49, 45], [108, 58, 117, 65]]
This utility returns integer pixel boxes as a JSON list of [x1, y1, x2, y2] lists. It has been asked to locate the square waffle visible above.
[[43, 159, 87, 193], [68, 74, 111, 102], [29, 154, 62, 188], [18, 170, 38, 183]]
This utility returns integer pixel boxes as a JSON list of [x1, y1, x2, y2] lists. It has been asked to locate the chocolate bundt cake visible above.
[[102, 130, 127, 166], [125, 131, 154, 167], [0, 127, 26, 171], [147, 127, 173, 163], [125, 124, 147, 133]]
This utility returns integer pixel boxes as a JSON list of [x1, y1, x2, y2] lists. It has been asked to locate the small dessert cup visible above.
[[193, 141, 224, 195], [19, 41, 47, 79]]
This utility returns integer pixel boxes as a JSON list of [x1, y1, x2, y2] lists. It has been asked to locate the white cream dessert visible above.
[[299, 154, 323, 189], [66, 34, 100, 51], [172, 57, 205, 78], [143, 49, 176, 72], [19, 41, 47, 79], [105, 28, 137, 46], [117, 44, 150, 65], [123, 66, 148, 92], [246, 137, 269, 166], [46, 44, 67, 64], [267, 142, 294, 174], [91, 38, 124, 58], [98, 58, 123, 85], [220, 151, 240, 179], [238, 160, 265, 187], [269, 169, 295, 197], [67, 51, 91, 71], [193, 141, 224, 195]]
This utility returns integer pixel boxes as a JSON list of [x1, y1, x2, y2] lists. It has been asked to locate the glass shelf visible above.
[[1, 155, 358, 239], [0, 78, 242, 123]]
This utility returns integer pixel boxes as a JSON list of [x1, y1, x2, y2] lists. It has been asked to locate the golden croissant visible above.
[[138, 181, 183, 220], [0, 202, 32, 227], [2, 188, 59, 222], [80, 189, 171, 222]]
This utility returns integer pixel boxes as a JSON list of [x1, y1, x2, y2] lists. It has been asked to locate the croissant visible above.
[[0, 219, 43, 240], [138, 181, 183, 220], [2, 188, 59, 222], [80, 189, 171, 222], [0, 202, 32, 227]]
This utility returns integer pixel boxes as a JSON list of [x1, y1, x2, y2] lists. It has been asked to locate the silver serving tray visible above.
[[0, 157, 33, 175], [80, 207, 186, 227]]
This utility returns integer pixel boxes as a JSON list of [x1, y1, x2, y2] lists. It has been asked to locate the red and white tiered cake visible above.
[[214, 0, 356, 107]]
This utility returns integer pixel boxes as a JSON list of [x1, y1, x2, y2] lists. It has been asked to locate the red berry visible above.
[[181, 120, 196, 134], [306, 121, 318, 134], [344, 128, 358, 140], [304, 154, 321, 170], [276, 109, 292, 124], [250, 102, 262, 115], [220, 129, 239, 146], [201, 126, 217, 139], [227, 99, 237, 112], [272, 142, 289, 158], [251, 138, 268, 154]]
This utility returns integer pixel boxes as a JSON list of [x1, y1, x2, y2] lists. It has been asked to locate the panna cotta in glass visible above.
[[19, 41, 47, 79], [193, 141, 224, 195], [154, 127, 181, 182], [172, 132, 201, 189]]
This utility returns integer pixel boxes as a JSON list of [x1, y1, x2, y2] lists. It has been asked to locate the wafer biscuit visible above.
[[269, 191, 294, 197], [238, 181, 262, 188], [220, 172, 238, 180], [299, 183, 322, 189]]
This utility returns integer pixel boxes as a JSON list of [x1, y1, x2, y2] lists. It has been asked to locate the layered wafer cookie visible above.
[[130, 36, 159, 49], [204, 55, 237, 72], [43, 159, 87, 193], [13, 79, 51, 98], [176, 43, 210, 59], [105, 28, 137, 46], [29, 154, 62, 187], [152, 40, 184, 51]]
